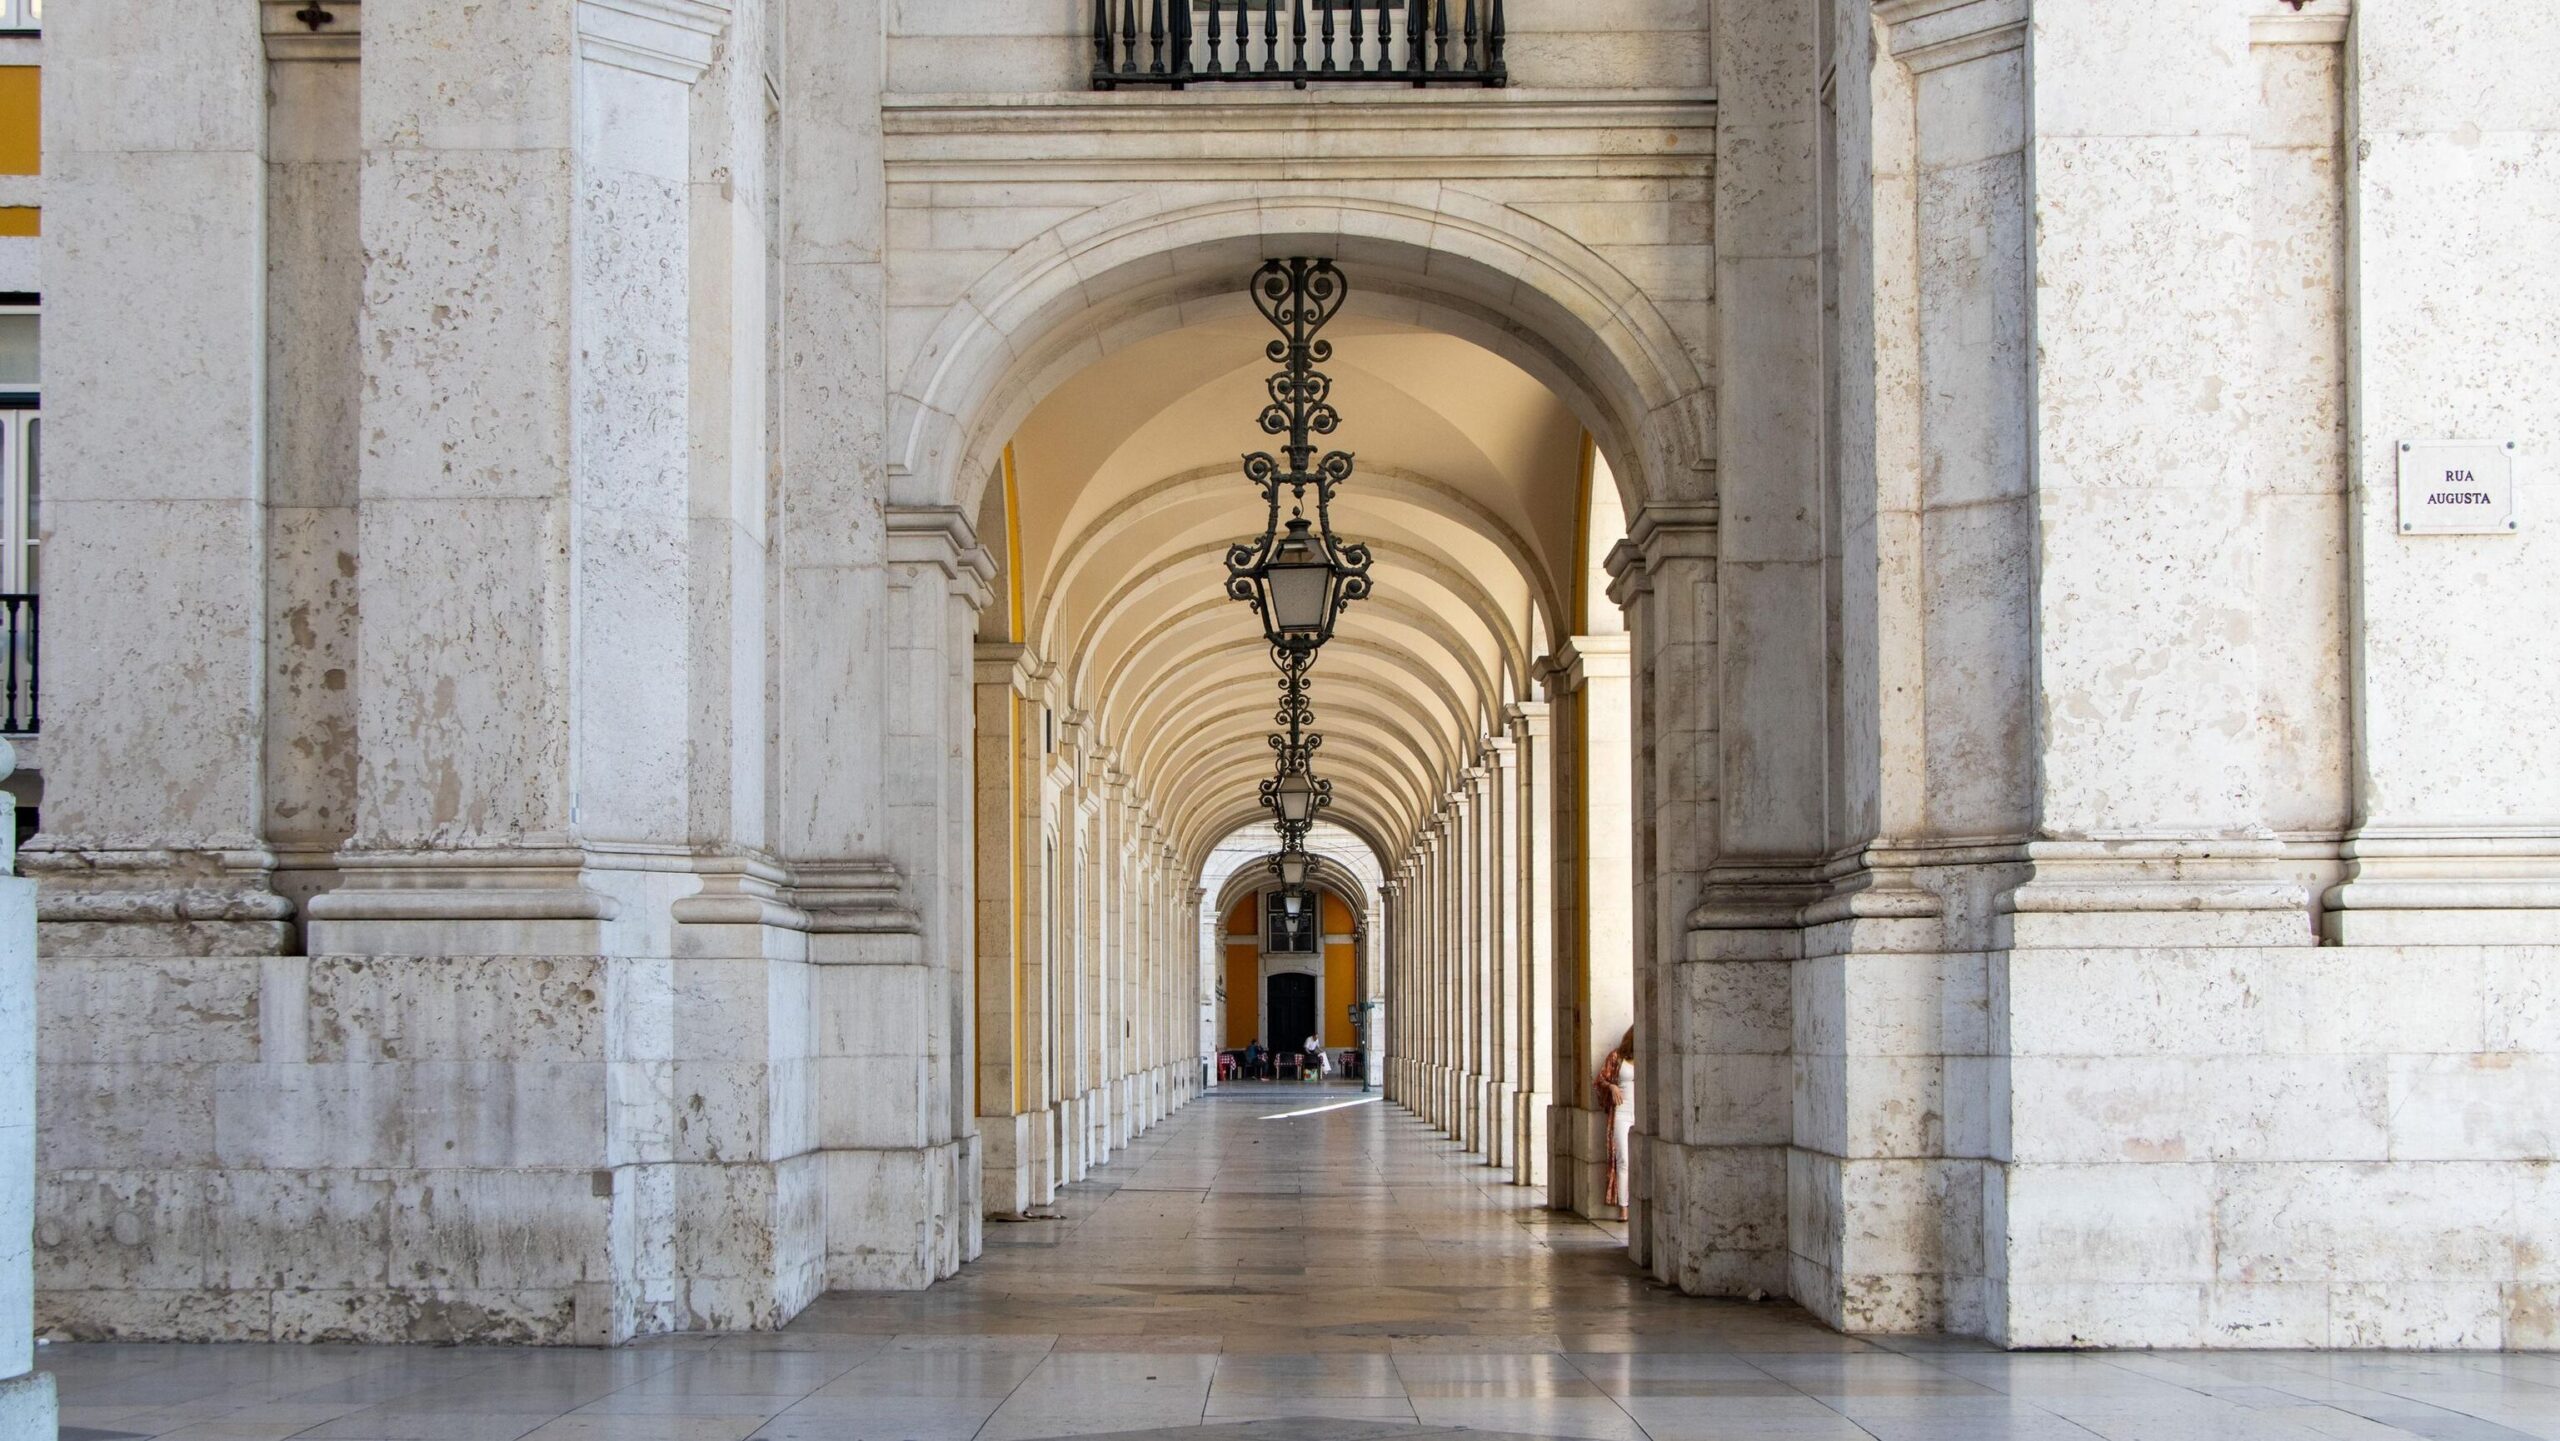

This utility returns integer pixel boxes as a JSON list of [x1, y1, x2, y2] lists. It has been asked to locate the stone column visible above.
[[1463, 789, 1487, 1146], [1551, 633, 1635, 1220], [819, 508, 990, 1287], [262, 1, 364, 925], [1423, 845, 1441, 1118], [1608, 509, 1729, 1286], [310, 0, 724, 954], [2003, 4, 2297, 939], [1506, 703, 1553, 1188], [1433, 817, 1457, 1130], [1057, 749, 1094, 1181], [1384, 872, 1405, 1101], [1382, 875, 1402, 1100], [1482, 748, 1520, 1170], [1086, 766, 1118, 1159], [0, 750, 50, 1441], [974, 641, 1033, 1217], [30, 0, 289, 952], [1978, 0, 2318, 1349], [1790, 0, 2035, 1338]]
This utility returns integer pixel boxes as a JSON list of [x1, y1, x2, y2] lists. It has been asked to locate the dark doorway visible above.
[[1267, 972, 1315, 1053]]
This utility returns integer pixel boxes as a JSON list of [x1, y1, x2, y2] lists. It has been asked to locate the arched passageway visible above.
[[25, 0, 2560, 1372], [961, 274, 1665, 1237]]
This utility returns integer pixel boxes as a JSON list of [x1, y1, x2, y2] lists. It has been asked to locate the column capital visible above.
[[1504, 699, 1552, 741], [973, 640, 1037, 691], [2251, 0, 2348, 45], [1557, 633, 1632, 688], [1605, 501, 1717, 611], [887, 505, 997, 614], [577, 0, 733, 83], [263, 0, 362, 60], [1873, 0, 2023, 72]]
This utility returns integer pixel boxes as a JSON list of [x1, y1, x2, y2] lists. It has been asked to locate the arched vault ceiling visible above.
[[1011, 314, 1585, 861]]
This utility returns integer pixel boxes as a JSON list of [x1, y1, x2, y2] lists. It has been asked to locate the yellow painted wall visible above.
[[1221, 895, 1259, 1049], [1319, 891, 1357, 1048], [0, 68, 36, 176], [1223, 945, 1259, 1048], [1323, 942, 1356, 1048]]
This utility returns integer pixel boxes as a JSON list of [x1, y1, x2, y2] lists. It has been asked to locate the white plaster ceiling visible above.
[[1004, 313, 1585, 873]]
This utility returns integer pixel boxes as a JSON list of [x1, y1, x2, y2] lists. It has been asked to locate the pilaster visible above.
[[29, 0, 290, 956], [2324, 0, 2560, 945]]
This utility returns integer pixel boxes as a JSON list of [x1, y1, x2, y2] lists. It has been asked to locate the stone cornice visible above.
[[887, 504, 999, 612], [882, 93, 1715, 183], [1554, 633, 1632, 690], [577, 0, 730, 83], [1875, 0, 2025, 73], [2250, 0, 2349, 45], [262, 0, 359, 62]]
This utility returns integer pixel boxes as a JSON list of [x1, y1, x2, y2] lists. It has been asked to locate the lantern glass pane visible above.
[[1268, 562, 1331, 636], [1276, 772, 1315, 823], [1282, 889, 1304, 918], [1280, 853, 1310, 886]]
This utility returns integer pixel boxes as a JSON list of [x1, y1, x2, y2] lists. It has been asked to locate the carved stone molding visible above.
[[1874, 0, 2026, 73], [262, 0, 360, 62], [2252, 0, 2350, 46], [577, 0, 730, 83]]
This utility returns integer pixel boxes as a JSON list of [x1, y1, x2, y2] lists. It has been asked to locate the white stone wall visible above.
[[0, 749, 52, 1441], [24, 0, 2560, 1355]]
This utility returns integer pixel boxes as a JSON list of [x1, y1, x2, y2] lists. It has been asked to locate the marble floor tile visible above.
[[34, 1091, 2560, 1441]]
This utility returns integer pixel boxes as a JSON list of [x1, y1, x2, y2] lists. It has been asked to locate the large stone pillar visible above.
[[1789, 0, 2036, 1338], [1978, 0, 2320, 1349], [1548, 633, 1635, 1221], [974, 641, 1035, 1217], [0, 752, 50, 1441], [263, 1, 364, 925], [30, 0, 288, 952], [1454, 776, 1484, 1153], [1507, 701, 1554, 1188], [1610, 509, 1737, 1288], [1483, 743, 1520, 1171], [310, 0, 723, 952]]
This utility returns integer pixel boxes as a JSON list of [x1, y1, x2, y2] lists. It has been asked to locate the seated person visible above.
[[1303, 1034, 1327, 1081]]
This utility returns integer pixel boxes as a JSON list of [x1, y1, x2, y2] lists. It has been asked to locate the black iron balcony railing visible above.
[[0, 593, 34, 735], [1093, 0, 1505, 89]]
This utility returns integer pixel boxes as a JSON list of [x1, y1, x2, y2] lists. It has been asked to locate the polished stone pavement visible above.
[[42, 1084, 2560, 1441]]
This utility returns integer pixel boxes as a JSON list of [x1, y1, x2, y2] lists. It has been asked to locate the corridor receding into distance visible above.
[[48, 1089, 2560, 1441]]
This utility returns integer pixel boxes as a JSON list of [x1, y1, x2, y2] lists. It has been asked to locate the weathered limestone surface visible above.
[[28, 0, 2560, 1356], [0, 749, 54, 1436]]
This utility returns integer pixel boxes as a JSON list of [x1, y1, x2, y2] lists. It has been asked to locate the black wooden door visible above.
[[1268, 972, 1316, 1054]]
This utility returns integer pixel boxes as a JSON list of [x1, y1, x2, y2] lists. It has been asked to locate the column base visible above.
[[27, 845, 295, 958], [981, 1111, 1037, 1218], [1485, 1081, 1515, 1168], [825, 1138, 974, 1290], [1513, 1089, 1549, 1188], [2322, 831, 2560, 944], [1640, 1135, 1788, 1297], [0, 1370, 55, 1437]]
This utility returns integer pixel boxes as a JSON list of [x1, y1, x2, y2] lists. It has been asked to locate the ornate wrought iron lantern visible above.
[[1269, 846, 1316, 890], [1271, 768, 1319, 826], [1226, 258, 1373, 658], [1258, 650, 1334, 827]]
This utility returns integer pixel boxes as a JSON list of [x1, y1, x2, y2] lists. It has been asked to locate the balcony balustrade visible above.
[[1093, 0, 1505, 89]]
